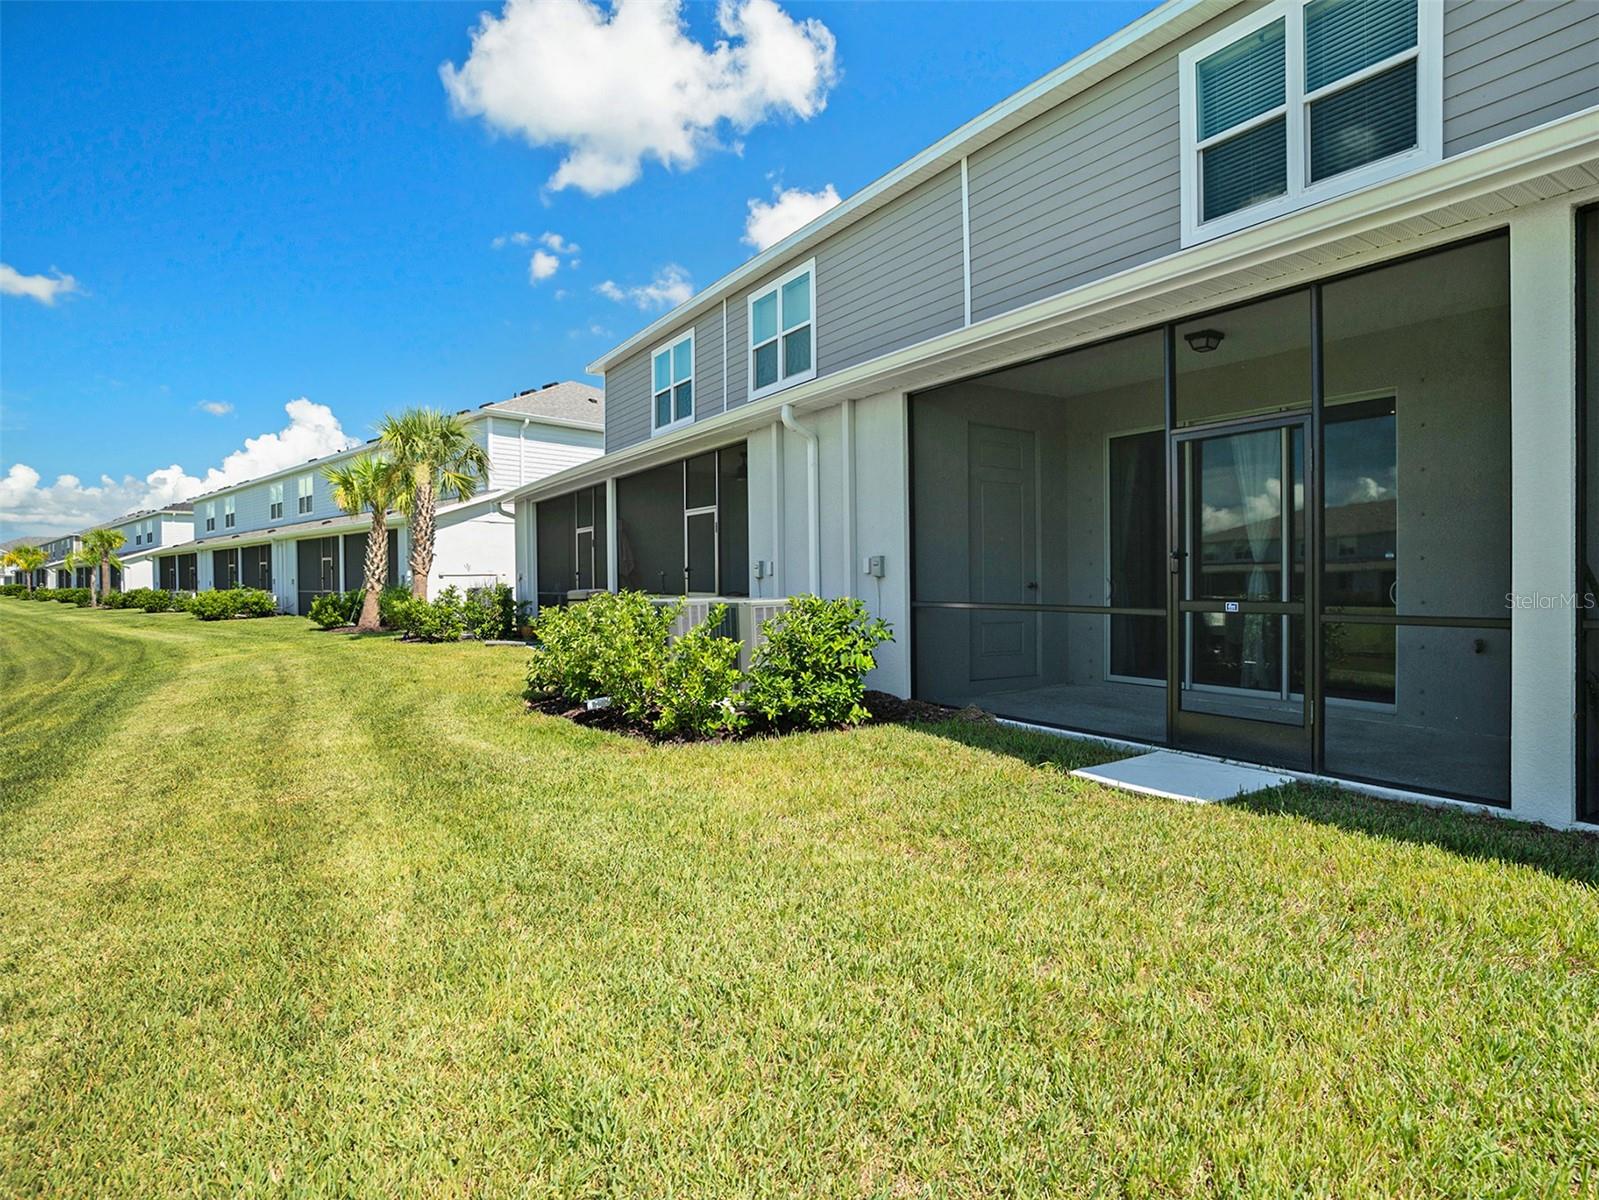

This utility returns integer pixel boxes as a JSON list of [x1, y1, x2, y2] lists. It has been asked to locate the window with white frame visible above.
[[204, 502, 216, 532], [297, 475, 313, 514], [269, 481, 284, 520], [224, 495, 236, 528], [651, 332, 694, 433], [1179, 0, 1439, 244], [748, 259, 815, 400]]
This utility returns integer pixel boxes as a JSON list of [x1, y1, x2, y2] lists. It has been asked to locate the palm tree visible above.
[[325, 453, 409, 632], [68, 529, 126, 606], [378, 408, 490, 600], [3, 545, 46, 595]]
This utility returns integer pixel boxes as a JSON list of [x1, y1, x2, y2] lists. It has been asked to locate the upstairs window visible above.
[[204, 502, 216, 533], [748, 260, 815, 401], [652, 332, 694, 434], [224, 496, 236, 528], [1179, 0, 1439, 244], [269, 481, 284, 520], [297, 475, 313, 515]]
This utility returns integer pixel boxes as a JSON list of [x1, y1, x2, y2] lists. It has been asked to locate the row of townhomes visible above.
[[5, 383, 604, 612], [164, 384, 602, 614], [501, 0, 1599, 831]]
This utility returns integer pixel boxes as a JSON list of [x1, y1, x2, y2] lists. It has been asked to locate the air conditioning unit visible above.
[[653, 597, 791, 671]]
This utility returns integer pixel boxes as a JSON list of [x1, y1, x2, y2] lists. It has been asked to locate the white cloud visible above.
[[529, 250, 562, 282], [492, 231, 534, 249], [441, 0, 838, 196], [540, 231, 580, 254], [197, 401, 233, 416], [743, 183, 840, 251], [0, 263, 82, 306], [594, 264, 693, 310], [1344, 475, 1393, 504], [0, 398, 359, 537]]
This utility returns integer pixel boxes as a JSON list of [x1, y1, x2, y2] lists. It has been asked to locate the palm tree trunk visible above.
[[99, 554, 110, 606], [409, 477, 435, 600], [359, 509, 386, 632]]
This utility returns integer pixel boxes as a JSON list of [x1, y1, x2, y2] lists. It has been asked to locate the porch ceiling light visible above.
[[1184, 328, 1224, 353]]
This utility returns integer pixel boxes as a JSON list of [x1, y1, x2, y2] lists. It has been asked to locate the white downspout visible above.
[[780, 403, 820, 596]]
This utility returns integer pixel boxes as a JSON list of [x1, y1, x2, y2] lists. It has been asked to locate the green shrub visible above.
[[0, 584, 26, 598], [378, 585, 411, 629], [308, 589, 363, 630], [137, 589, 188, 613], [51, 587, 92, 607], [524, 591, 744, 738], [389, 586, 467, 642], [744, 595, 893, 730], [188, 587, 277, 621], [464, 583, 519, 641], [28, 588, 58, 602], [655, 611, 746, 737]]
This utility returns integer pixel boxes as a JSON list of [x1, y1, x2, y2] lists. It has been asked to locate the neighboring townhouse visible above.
[[110, 504, 195, 591], [0, 536, 44, 586], [158, 383, 603, 614], [39, 532, 85, 589], [505, 0, 1599, 829]]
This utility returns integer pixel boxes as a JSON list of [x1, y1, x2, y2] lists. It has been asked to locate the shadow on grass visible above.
[[917, 716, 1599, 887]]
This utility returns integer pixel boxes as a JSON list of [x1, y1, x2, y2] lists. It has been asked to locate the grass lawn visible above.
[[1, 598, 1596, 1197]]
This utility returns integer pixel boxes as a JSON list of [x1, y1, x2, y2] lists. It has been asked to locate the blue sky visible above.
[[1, 0, 1158, 536]]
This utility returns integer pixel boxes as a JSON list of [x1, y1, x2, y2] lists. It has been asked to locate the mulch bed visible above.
[[523, 689, 986, 742], [861, 690, 977, 725]]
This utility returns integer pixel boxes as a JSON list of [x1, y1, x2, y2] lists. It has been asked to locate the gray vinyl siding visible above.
[[1442, 0, 1599, 156], [604, 308, 726, 453], [964, 4, 1272, 322], [694, 306, 726, 418], [814, 165, 965, 373], [606, 167, 963, 443], [604, 347, 653, 452], [724, 300, 749, 411], [600, 0, 1595, 443]]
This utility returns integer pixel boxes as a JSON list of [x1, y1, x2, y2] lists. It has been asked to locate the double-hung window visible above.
[[297, 475, 313, 515], [652, 332, 694, 434], [204, 502, 216, 533], [1179, 0, 1439, 244], [269, 482, 284, 520], [224, 496, 236, 528], [748, 259, 815, 401]]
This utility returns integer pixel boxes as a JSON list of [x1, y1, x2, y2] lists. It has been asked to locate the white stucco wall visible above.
[[745, 391, 912, 697], [429, 504, 516, 594]]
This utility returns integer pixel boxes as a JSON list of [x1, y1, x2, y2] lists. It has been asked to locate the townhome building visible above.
[[40, 532, 85, 589], [110, 504, 195, 591], [157, 383, 603, 614], [0, 537, 44, 586], [505, 0, 1599, 829]]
